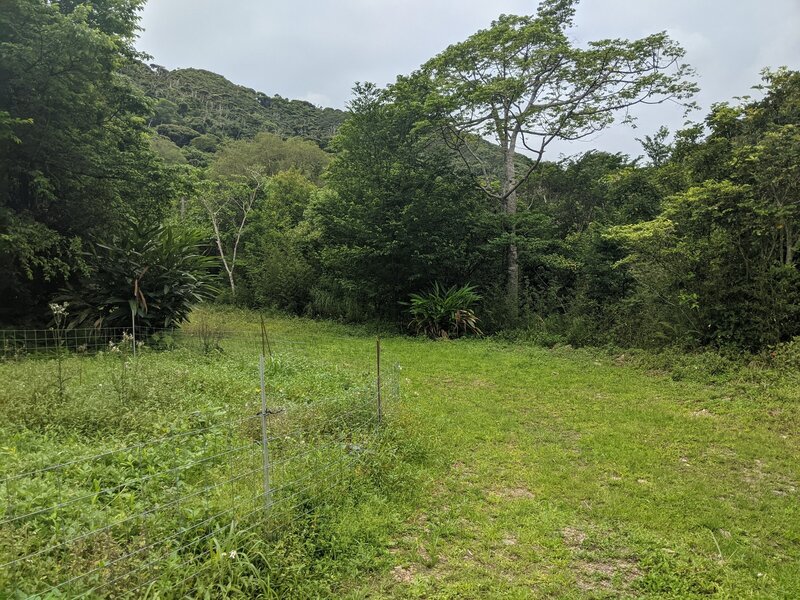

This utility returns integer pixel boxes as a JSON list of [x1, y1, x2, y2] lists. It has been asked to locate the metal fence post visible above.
[[131, 309, 136, 359], [376, 337, 382, 425], [259, 354, 271, 508]]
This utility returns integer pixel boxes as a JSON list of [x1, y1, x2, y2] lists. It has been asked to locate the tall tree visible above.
[[312, 83, 494, 321], [0, 0, 171, 323], [419, 0, 697, 318]]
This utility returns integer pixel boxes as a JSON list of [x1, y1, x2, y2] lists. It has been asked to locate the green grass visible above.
[[0, 307, 418, 598], [1, 306, 798, 598], [357, 339, 799, 599]]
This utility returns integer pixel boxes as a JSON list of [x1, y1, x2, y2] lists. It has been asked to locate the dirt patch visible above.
[[417, 544, 432, 563], [502, 535, 518, 546], [492, 486, 535, 500], [562, 526, 587, 548], [563, 526, 642, 592], [392, 565, 416, 583], [574, 557, 642, 592], [470, 378, 498, 389], [691, 408, 715, 418], [740, 458, 798, 495]]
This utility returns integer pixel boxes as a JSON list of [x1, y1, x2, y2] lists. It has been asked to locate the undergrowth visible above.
[[0, 317, 428, 598]]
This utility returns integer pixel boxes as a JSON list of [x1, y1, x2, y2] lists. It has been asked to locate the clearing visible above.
[[1, 309, 798, 598]]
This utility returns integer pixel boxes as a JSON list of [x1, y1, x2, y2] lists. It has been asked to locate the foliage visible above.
[[190, 132, 222, 153], [407, 283, 482, 339], [417, 0, 697, 316], [2, 0, 798, 358], [212, 132, 330, 184], [155, 122, 201, 146], [149, 134, 187, 165], [199, 168, 266, 297], [607, 70, 800, 350], [0, 0, 174, 324], [58, 221, 220, 329], [311, 82, 496, 321], [128, 64, 348, 149], [241, 171, 319, 312]]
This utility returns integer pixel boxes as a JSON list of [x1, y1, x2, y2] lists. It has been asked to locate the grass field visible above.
[[364, 336, 799, 599], [1, 307, 798, 598]]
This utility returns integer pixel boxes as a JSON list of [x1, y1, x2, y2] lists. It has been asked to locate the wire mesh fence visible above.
[[0, 324, 401, 598], [0, 325, 263, 359]]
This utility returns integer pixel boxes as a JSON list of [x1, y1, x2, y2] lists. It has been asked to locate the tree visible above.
[[199, 168, 266, 297], [311, 83, 495, 321], [241, 170, 320, 312], [607, 70, 800, 349], [199, 131, 331, 300], [419, 0, 697, 318], [212, 132, 330, 184], [637, 126, 672, 167], [0, 0, 173, 323], [748, 124, 800, 266]]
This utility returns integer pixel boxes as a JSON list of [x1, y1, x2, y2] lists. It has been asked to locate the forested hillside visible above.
[[128, 63, 348, 165]]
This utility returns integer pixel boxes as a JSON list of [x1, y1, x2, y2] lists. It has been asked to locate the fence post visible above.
[[131, 309, 136, 359], [259, 354, 271, 508], [376, 337, 382, 425], [259, 314, 273, 361]]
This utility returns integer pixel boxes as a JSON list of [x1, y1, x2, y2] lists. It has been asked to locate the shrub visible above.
[[406, 283, 482, 339], [59, 221, 220, 330]]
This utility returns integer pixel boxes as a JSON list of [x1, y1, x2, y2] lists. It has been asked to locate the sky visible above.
[[136, 0, 800, 158]]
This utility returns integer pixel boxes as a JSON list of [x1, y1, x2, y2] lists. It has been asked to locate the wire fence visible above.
[[0, 325, 266, 359], [0, 324, 401, 598]]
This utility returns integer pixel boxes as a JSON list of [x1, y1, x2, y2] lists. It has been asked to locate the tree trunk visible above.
[[503, 143, 519, 320], [210, 216, 236, 297], [227, 269, 236, 297]]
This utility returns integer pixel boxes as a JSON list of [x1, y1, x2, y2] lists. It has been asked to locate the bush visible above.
[[406, 283, 482, 339], [245, 237, 315, 313], [59, 221, 220, 329]]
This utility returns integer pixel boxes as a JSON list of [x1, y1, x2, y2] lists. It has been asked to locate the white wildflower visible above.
[[48, 302, 69, 317]]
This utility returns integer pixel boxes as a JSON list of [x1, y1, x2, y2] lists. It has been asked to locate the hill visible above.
[[127, 63, 348, 161]]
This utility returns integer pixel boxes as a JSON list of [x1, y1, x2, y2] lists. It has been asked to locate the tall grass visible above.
[[0, 320, 425, 598]]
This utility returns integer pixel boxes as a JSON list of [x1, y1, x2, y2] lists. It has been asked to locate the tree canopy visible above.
[[2, 0, 797, 353], [0, 0, 174, 322], [417, 0, 697, 318]]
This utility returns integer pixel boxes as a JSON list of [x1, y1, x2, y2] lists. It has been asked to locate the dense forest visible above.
[[130, 64, 348, 160], [2, 0, 799, 352]]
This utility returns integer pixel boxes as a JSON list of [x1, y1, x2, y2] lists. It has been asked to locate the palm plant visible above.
[[407, 283, 482, 339]]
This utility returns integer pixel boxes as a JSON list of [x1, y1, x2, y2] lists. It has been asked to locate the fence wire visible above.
[[0, 325, 402, 598]]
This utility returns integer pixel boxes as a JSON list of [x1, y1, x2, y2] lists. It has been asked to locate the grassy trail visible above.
[[358, 338, 799, 599]]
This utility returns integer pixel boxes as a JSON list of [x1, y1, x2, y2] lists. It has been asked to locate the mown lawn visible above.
[[358, 335, 800, 599], [1, 308, 798, 598]]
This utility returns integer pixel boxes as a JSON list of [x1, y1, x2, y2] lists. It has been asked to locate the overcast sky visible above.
[[137, 0, 800, 158]]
